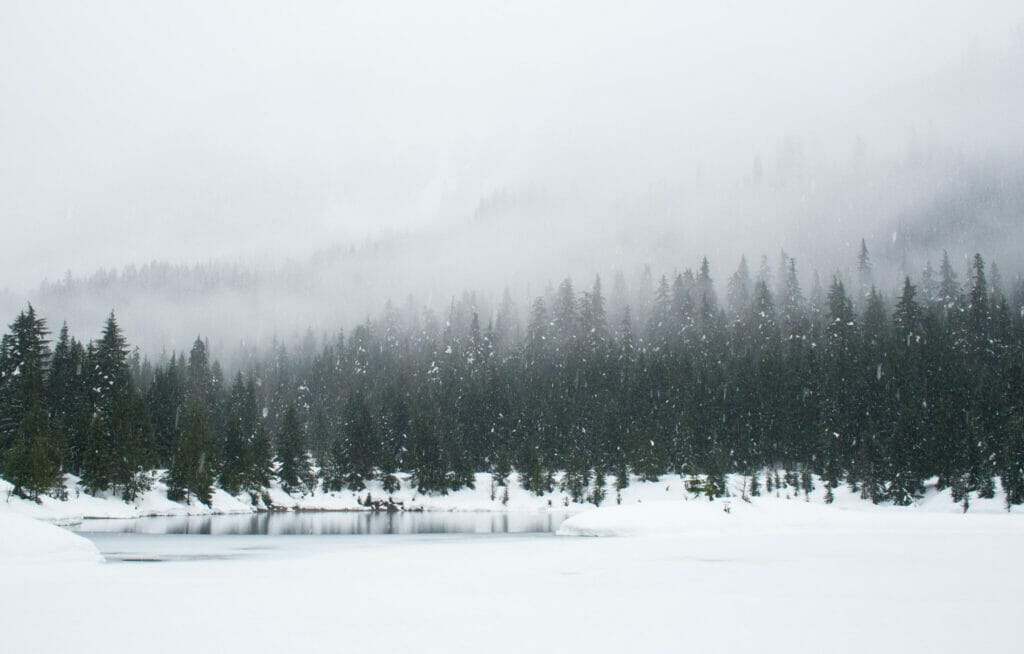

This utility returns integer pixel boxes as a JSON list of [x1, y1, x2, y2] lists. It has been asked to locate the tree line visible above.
[[2, 243, 1023, 511]]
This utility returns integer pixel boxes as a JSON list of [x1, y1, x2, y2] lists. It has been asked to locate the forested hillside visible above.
[[2, 245, 1023, 511], [13, 152, 1024, 361]]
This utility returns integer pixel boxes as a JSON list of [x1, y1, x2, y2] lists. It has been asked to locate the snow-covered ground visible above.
[[3, 470, 1020, 524], [2, 489, 1022, 653], [0, 474, 254, 522], [1, 471, 591, 522], [2, 473, 1022, 653]]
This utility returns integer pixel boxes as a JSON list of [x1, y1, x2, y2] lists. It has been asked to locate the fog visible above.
[[2, 1, 1023, 356]]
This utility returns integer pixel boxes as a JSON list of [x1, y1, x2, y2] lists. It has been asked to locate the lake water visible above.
[[71, 511, 573, 563], [73, 510, 571, 536]]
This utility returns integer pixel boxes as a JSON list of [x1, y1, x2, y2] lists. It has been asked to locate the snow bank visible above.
[[3, 469, 1021, 528], [0, 511, 102, 566], [560, 497, 739, 536], [556, 495, 855, 536], [0, 475, 256, 523], [558, 486, 1024, 538]]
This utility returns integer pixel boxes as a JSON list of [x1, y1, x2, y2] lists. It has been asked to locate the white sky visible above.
[[2, 0, 1023, 290]]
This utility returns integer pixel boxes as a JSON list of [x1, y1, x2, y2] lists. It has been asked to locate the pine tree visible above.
[[6, 404, 61, 500], [166, 399, 215, 505], [82, 312, 151, 499], [342, 390, 377, 490], [938, 250, 960, 311], [966, 253, 991, 357], [0, 306, 62, 498], [727, 256, 753, 321], [920, 260, 939, 306], [580, 276, 609, 353], [819, 278, 855, 488], [893, 277, 921, 340], [1001, 412, 1024, 508], [409, 398, 450, 494], [148, 353, 185, 468], [46, 323, 76, 472], [778, 258, 805, 340], [249, 421, 275, 491], [856, 238, 873, 302], [219, 373, 248, 495], [277, 403, 310, 493], [648, 275, 673, 348], [748, 469, 760, 497], [494, 287, 519, 353], [989, 261, 1005, 304], [590, 468, 606, 506]]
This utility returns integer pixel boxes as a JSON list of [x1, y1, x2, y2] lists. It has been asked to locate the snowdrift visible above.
[[0, 511, 103, 566]]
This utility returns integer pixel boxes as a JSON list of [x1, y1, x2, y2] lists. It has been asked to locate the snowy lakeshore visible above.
[[4, 470, 1021, 524], [3, 471, 624, 523]]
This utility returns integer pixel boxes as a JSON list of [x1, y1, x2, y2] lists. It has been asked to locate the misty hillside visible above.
[[4, 3, 1024, 360], [8, 150, 1023, 358]]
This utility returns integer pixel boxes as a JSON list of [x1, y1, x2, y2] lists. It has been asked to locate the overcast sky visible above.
[[2, 0, 1023, 291]]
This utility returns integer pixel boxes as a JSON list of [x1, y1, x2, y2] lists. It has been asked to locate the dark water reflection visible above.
[[73, 511, 571, 536]]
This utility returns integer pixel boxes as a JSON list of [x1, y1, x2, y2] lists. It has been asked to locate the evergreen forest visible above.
[[2, 244, 1023, 511]]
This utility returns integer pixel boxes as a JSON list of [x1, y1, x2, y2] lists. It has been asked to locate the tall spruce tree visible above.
[[81, 312, 151, 499], [277, 403, 310, 493], [0, 306, 61, 498], [166, 398, 215, 505]]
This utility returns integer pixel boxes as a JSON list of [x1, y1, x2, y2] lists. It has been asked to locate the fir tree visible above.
[[726, 256, 753, 321], [938, 250, 960, 310], [0, 306, 61, 498], [342, 390, 377, 490], [276, 403, 310, 493], [82, 312, 151, 499], [856, 238, 873, 301], [219, 373, 248, 495], [166, 399, 215, 505]]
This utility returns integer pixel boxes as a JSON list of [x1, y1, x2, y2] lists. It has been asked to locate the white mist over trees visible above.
[[2, 2, 1024, 350]]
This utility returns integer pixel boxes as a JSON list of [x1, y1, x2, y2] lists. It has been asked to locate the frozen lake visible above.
[[71, 511, 572, 563], [7, 500, 1023, 653]]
